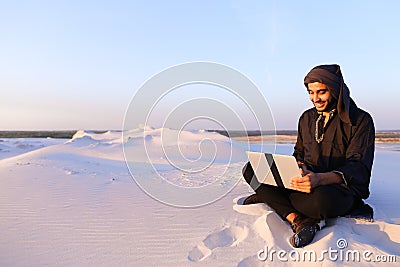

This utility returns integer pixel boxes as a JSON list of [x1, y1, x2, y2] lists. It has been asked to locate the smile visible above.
[[314, 102, 326, 108]]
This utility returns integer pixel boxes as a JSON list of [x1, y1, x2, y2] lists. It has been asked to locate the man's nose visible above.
[[313, 93, 320, 102]]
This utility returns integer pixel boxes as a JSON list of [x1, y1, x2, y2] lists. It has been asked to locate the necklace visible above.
[[315, 114, 324, 143], [315, 109, 336, 143]]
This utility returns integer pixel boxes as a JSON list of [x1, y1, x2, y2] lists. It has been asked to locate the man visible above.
[[242, 64, 375, 248]]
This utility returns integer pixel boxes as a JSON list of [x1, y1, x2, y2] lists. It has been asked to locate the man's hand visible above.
[[290, 169, 320, 193], [290, 167, 345, 193]]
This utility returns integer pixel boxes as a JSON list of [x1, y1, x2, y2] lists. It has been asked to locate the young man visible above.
[[242, 64, 375, 247]]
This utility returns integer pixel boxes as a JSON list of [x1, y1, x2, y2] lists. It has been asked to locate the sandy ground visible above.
[[0, 128, 399, 266]]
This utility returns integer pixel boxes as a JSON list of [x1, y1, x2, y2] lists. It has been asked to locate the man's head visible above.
[[304, 64, 352, 124], [307, 82, 336, 112]]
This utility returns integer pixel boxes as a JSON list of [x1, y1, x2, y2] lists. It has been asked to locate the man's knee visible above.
[[319, 186, 353, 216]]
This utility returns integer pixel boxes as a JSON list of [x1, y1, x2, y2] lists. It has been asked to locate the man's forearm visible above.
[[315, 172, 344, 186]]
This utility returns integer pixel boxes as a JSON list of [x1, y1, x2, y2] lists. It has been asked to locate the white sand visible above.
[[0, 128, 399, 266]]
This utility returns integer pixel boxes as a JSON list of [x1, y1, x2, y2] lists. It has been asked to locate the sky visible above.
[[1, 0, 399, 130]]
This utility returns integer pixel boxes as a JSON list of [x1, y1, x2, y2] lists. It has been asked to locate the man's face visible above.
[[307, 82, 333, 112]]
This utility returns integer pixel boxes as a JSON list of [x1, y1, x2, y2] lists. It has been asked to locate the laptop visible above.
[[246, 151, 301, 191]]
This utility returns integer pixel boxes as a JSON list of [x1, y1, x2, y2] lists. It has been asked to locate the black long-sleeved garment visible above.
[[293, 101, 375, 199]]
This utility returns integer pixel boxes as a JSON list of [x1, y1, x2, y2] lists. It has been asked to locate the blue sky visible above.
[[1, 0, 399, 130]]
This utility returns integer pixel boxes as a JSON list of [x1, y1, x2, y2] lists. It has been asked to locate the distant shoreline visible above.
[[1, 130, 400, 143], [232, 135, 400, 144], [209, 130, 400, 143], [0, 130, 109, 139]]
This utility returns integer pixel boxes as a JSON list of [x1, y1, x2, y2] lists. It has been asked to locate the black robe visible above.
[[293, 102, 375, 199]]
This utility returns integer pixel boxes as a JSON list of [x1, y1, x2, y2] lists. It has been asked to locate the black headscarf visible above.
[[304, 64, 353, 125]]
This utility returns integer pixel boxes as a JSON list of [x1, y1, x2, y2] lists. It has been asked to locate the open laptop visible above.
[[246, 151, 301, 191]]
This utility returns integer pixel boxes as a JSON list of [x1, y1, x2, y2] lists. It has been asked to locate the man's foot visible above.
[[289, 215, 325, 248], [242, 194, 263, 205]]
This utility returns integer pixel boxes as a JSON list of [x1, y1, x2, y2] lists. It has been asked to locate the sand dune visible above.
[[0, 128, 398, 266]]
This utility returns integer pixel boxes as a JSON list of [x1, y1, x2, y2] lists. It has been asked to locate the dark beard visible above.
[[321, 99, 337, 112]]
